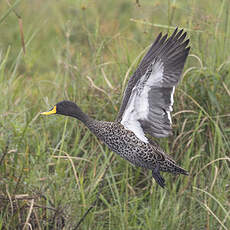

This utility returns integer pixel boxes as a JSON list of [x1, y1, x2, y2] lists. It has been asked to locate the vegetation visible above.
[[0, 0, 229, 229]]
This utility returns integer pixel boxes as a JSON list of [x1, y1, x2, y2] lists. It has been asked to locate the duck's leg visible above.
[[152, 164, 165, 188]]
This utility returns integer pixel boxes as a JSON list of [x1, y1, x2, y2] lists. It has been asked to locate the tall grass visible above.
[[0, 0, 229, 229]]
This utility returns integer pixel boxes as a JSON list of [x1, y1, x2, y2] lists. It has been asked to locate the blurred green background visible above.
[[0, 0, 229, 229]]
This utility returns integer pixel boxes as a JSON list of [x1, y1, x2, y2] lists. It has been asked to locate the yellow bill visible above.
[[41, 105, 56, 115]]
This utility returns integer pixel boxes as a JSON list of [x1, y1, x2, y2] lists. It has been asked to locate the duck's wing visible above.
[[117, 28, 190, 142]]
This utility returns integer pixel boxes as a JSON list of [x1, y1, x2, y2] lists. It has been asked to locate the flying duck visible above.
[[42, 28, 190, 188]]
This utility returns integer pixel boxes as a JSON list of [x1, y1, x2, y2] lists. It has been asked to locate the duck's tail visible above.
[[161, 157, 189, 175], [174, 164, 189, 175], [151, 162, 188, 188], [168, 159, 189, 175]]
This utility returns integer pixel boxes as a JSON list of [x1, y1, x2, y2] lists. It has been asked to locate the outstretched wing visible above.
[[117, 28, 190, 142]]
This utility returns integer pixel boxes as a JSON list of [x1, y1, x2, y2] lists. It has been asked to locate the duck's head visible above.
[[41, 100, 87, 121], [41, 100, 74, 116]]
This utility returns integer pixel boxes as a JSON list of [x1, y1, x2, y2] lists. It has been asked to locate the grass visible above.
[[0, 0, 229, 229]]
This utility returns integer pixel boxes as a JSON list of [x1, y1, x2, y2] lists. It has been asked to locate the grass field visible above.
[[0, 0, 230, 229]]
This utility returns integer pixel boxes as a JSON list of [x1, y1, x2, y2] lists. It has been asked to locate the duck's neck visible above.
[[67, 106, 92, 124], [60, 101, 100, 133]]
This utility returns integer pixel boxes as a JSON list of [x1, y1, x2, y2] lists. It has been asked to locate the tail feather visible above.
[[174, 164, 189, 175], [161, 158, 189, 175], [151, 160, 188, 188]]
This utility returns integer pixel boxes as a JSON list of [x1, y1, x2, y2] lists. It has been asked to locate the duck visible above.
[[41, 28, 190, 188]]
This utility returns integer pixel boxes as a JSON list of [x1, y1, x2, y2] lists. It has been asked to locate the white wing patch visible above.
[[121, 91, 148, 143], [121, 60, 164, 143], [167, 86, 175, 124]]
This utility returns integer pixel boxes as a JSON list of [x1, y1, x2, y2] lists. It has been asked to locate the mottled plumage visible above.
[[42, 28, 190, 188]]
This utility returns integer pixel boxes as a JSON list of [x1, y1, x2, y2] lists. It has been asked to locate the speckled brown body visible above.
[[87, 121, 186, 174]]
